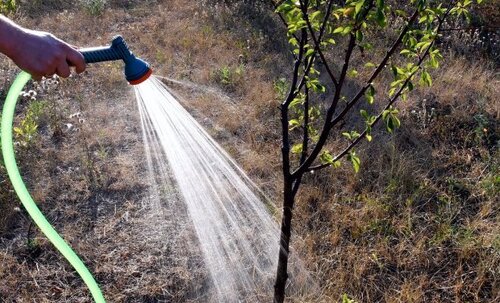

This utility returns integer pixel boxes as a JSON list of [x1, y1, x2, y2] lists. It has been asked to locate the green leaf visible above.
[[334, 25, 353, 36], [400, 49, 417, 58], [288, 119, 301, 130], [291, 143, 303, 154], [360, 109, 369, 120], [375, 0, 386, 27], [393, 115, 401, 128], [342, 26, 353, 35], [347, 69, 359, 78], [355, 1, 364, 15], [383, 108, 401, 133], [417, 41, 432, 52], [365, 84, 375, 104], [347, 152, 361, 173], [355, 30, 363, 42], [420, 70, 432, 86], [388, 87, 397, 97], [320, 150, 334, 164], [343, 131, 361, 141], [333, 26, 345, 34], [391, 65, 398, 77], [309, 10, 322, 21], [407, 81, 414, 91], [305, 48, 315, 58], [290, 93, 305, 108], [395, 9, 408, 17]]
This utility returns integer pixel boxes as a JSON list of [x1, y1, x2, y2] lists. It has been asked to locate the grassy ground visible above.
[[0, 0, 498, 302]]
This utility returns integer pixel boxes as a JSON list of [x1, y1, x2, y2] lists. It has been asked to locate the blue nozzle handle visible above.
[[80, 35, 134, 64], [81, 47, 122, 63]]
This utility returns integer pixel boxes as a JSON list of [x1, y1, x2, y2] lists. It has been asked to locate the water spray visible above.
[[1, 35, 151, 302]]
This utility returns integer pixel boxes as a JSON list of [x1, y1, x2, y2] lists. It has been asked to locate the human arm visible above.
[[0, 15, 85, 80]]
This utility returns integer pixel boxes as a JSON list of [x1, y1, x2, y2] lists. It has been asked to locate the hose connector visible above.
[[80, 35, 152, 85]]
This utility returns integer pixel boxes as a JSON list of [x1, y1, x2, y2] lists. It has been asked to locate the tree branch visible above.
[[300, 0, 339, 87], [281, 29, 307, 178], [270, 0, 300, 45], [330, 9, 420, 128], [308, 70, 417, 172], [294, 0, 337, 93], [291, 33, 357, 178], [299, 85, 310, 165], [309, 9, 452, 172]]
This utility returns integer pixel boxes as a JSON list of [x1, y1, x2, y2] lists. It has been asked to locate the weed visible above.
[[81, 0, 106, 16], [455, 227, 478, 250], [214, 64, 244, 90], [96, 146, 109, 160], [28, 100, 47, 118], [27, 236, 39, 251], [219, 66, 231, 85], [341, 294, 358, 303], [473, 113, 490, 144], [480, 174, 499, 198], [14, 112, 38, 148], [0, 0, 16, 14], [13, 98, 47, 148], [235, 64, 244, 76], [201, 25, 213, 36], [155, 50, 167, 64], [430, 222, 454, 246]]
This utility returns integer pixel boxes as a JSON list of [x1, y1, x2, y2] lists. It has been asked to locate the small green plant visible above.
[[81, 0, 106, 16], [235, 64, 244, 77], [96, 142, 109, 160], [28, 100, 47, 119], [14, 111, 38, 148], [341, 294, 358, 303], [215, 64, 244, 88], [13, 100, 46, 148], [430, 222, 453, 246], [479, 165, 499, 198], [219, 66, 232, 85], [27, 237, 40, 251], [0, 0, 16, 14], [473, 113, 489, 143], [155, 50, 167, 64]]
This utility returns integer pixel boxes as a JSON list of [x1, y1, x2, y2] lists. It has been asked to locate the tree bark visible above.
[[274, 178, 295, 303]]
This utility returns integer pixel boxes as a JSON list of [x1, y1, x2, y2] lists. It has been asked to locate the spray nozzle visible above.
[[80, 35, 152, 85]]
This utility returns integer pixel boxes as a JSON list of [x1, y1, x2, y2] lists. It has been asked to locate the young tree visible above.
[[271, 0, 484, 302]]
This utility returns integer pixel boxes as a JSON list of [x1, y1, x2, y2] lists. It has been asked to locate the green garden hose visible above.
[[1, 71, 106, 303]]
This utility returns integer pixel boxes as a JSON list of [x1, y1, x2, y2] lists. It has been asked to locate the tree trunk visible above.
[[274, 179, 294, 303]]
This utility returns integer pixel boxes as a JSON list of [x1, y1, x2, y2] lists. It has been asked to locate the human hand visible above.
[[8, 29, 86, 80]]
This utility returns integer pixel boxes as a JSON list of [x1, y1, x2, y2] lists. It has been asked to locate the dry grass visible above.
[[0, 0, 498, 302]]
